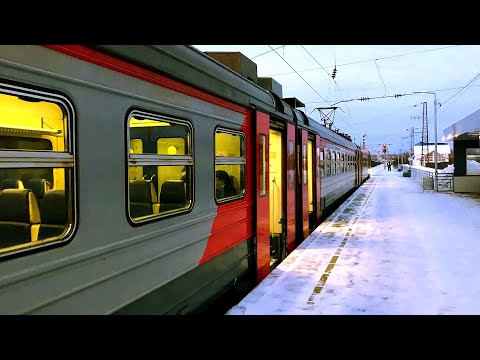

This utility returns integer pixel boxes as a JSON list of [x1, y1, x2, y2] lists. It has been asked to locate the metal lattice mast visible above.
[[421, 102, 429, 166]]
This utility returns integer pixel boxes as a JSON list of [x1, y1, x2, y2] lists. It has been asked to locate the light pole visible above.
[[413, 91, 438, 191], [413, 102, 428, 166]]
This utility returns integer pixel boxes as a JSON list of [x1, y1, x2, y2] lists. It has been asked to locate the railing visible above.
[[437, 173, 454, 192], [410, 165, 454, 192]]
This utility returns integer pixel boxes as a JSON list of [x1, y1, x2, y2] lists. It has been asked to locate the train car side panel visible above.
[[0, 45, 254, 314]]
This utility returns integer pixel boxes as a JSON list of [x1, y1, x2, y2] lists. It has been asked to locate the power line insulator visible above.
[[332, 67, 337, 79]]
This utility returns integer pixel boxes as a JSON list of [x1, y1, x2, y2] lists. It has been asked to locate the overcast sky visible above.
[[192, 45, 480, 155], [226, 164, 480, 315]]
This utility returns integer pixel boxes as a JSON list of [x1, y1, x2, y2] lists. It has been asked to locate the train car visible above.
[[0, 45, 370, 314]]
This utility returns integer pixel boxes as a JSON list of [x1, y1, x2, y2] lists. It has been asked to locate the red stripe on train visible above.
[[43, 45, 247, 115]]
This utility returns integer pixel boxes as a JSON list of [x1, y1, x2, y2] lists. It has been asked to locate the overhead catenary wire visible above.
[[300, 45, 354, 121], [268, 45, 330, 105], [267, 45, 461, 77]]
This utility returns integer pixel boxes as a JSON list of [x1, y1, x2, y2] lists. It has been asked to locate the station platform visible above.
[[226, 165, 480, 315]]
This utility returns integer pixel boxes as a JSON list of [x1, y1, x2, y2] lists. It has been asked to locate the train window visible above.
[[326, 150, 331, 176], [288, 140, 294, 189], [315, 146, 320, 181], [319, 149, 325, 178], [338, 152, 342, 173], [215, 129, 246, 202], [333, 151, 337, 175], [0, 85, 75, 256], [128, 111, 193, 222]]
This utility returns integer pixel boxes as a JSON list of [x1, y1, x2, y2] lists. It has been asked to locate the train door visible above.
[[269, 127, 285, 269], [256, 111, 270, 283], [307, 135, 315, 232], [315, 134, 322, 227], [296, 128, 309, 243], [285, 123, 296, 255], [355, 147, 361, 187]]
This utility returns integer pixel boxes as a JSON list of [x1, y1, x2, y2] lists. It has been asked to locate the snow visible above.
[[226, 165, 480, 315]]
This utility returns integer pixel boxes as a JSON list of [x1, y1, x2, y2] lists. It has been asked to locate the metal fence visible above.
[[410, 166, 454, 192]]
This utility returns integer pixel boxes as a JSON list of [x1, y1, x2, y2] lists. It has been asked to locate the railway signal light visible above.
[[382, 144, 387, 153]]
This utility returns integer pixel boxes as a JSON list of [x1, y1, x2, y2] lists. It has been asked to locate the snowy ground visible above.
[[226, 165, 480, 315]]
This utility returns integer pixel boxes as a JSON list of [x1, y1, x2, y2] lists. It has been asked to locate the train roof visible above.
[[93, 45, 359, 151]]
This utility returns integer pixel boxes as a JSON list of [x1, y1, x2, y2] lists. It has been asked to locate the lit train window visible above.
[[0, 84, 75, 257], [215, 129, 245, 202], [127, 110, 193, 223]]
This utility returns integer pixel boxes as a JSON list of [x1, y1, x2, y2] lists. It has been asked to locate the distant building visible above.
[[412, 142, 450, 167], [442, 107, 480, 193]]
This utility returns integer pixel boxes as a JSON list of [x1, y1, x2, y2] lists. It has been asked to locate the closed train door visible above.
[[296, 128, 309, 243], [256, 111, 270, 282], [355, 147, 361, 187], [307, 134, 315, 232], [314, 134, 322, 227]]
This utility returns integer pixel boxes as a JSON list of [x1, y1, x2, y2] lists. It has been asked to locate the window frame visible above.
[[0, 80, 76, 258], [214, 127, 246, 203], [126, 109, 194, 224]]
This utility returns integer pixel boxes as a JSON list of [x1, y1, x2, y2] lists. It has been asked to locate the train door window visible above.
[[336, 151, 342, 174], [332, 151, 337, 175], [128, 110, 193, 222], [326, 150, 331, 176], [316, 146, 320, 181], [302, 143, 307, 185], [0, 84, 75, 257], [319, 148, 325, 178], [341, 153, 345, 173], [260, 135, 266, 196], [288, 140, 294, 189], [215, 129, 245, 202]]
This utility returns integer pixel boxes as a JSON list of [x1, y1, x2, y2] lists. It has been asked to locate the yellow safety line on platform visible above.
[[306, 174, 380, 304]]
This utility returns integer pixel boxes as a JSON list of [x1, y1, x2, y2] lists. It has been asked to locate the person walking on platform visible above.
[[387, 161, 392, 171]]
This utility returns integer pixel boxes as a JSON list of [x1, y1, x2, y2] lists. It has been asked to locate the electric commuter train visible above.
[[0, 45, 371, 314]]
